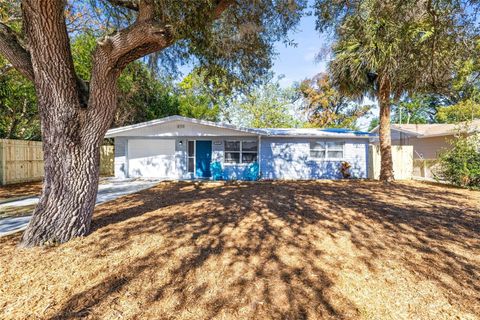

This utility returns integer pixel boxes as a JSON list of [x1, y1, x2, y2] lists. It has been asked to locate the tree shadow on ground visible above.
[[9, 180, 478, 319]]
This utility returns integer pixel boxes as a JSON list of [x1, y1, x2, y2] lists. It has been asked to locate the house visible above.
[[105, 116, 371, 180], [370, 119, 480, 160]]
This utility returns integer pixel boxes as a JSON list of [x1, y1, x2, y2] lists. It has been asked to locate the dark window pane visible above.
[[327, 141, 343, 150], [188, 158, 194, 172], [327, 151, 343, 159], [310, 141, 325, 150], [225, 152, 240, 163], [188, 141, 195, 157], [242, 141, 258, 152], [310, 150, 325, 158], [225, 141, 240, 151], [242, 152, 258, 163]]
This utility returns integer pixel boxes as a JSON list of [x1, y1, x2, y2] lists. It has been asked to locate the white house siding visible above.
[[260, 137, 369, 180], [115, 120, 255, 137], [114, 137, 127, 179], [127, 139, 177, 178]]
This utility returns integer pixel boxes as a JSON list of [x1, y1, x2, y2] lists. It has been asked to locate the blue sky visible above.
[[271, 14, 328, 87], [270, 14, 376, 130]]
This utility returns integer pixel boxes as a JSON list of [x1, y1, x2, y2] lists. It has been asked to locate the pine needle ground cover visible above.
[[0, 182, 42, 201], [0, 181, 478, 319]]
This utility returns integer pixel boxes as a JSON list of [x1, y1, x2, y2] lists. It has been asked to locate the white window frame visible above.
[[310, 140, 345, 160], [224, 140, 258, 165]]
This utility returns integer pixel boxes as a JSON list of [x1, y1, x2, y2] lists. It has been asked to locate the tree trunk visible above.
[[377, 75, 395, 182], [21, 143, 102, 246], [20, 1, 117, 246], [0, 0, 231, 246]]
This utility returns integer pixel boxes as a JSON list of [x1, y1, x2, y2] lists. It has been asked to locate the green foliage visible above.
[[391, 94, 445, 124], [316, 0, 475, 102], [299, 73, 372, 129], [368, 117, 379, 131], [71, 33, 97, 80], [85, 0, 308, 88], [437, 133, 480, 188], [227, 76, 302, 128], [0, 57, 40, 140], [436, 99, 480, 123], [115, 63, 180, 126], [176, 69, 227, 122]]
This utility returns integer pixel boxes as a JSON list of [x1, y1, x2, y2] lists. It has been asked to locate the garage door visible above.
[[128, 139, 176, 178]]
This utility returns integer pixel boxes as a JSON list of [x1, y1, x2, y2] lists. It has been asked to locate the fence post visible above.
[[0, 140, 5, 185]]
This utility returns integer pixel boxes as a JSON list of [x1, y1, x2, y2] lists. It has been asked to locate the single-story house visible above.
[[105, 116, 371, 180], [370, 119, 480, 160]]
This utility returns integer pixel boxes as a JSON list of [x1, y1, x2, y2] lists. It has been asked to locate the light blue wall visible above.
[[114, 136, 369, 180], [260, 137, 369, 180], [170, 136, 259, 180]]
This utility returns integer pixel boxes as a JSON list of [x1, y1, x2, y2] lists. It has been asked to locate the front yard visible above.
[[0, 180, 478, 319]]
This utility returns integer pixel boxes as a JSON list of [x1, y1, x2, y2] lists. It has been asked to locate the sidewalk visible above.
[[0, 179, 160, 237]]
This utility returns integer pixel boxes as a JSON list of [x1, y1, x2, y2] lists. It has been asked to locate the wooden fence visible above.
[[413, 159, 439, 179], [368, 145, 413, 180], [0, 139, 114, 185]]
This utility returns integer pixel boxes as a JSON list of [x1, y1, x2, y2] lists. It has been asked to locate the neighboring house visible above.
[[370, 119, 480, 160], [105, 116, 371, 180]]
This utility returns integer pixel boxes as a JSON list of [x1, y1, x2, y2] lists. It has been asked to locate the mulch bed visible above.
[[0, 180, 479, 319]]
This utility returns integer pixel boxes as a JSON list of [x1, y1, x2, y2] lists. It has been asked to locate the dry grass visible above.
[[0, 181, 42, 201], [0, 180, 479, 319]]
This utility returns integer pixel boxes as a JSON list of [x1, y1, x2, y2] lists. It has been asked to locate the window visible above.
[[310, 141, 344, 159], [224, 140, 258, 164], [187, 140, 195, 172]]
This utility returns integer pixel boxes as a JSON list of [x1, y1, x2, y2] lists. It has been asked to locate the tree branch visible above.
[[0, 22, 34, 81], [105, 0, 139, 11], [214, 0, 234, 19]]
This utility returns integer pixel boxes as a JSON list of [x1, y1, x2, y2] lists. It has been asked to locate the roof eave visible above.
[[105, 115, 260, 138]]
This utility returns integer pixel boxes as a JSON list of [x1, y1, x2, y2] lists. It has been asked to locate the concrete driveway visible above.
[[0, 179, 160, 237]]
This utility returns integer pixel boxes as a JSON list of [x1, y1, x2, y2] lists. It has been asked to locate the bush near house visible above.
[[437, 134, 480, 188]]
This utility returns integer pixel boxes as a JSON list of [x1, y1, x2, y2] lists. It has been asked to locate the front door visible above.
[[195, 140, 212, 178]]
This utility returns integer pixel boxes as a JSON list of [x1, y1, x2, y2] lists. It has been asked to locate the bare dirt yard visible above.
[[0, 180, 479, 319]]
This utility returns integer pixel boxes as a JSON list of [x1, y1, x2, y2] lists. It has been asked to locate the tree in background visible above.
[[391, 94, 445, 124], [1, 32, 224, 138], [299, 73, 371, 129], [0, 0, 306, 246], [315, 0, 474, 181], [436, 100, 480, 123], [177, 68, 232, 122], [227, 76, 302, 128], [437, 133, 480, 188], [0, 57, 39, 139]]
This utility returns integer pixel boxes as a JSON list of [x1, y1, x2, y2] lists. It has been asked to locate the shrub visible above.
[[437, 133, 480, 188]]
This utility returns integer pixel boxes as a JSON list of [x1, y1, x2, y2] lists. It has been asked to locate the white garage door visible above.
[[128, 139, 176, 178]]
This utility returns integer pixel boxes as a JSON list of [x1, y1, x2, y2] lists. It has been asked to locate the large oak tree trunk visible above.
[[20, 1, 117, 246], [2, 0, 227, 246], [377, 75, 395, 182]]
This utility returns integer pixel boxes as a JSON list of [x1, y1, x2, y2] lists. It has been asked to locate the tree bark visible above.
[[0, 0, 234, 246], [377, 75, 395, 182], [18, 0, 109, 246]]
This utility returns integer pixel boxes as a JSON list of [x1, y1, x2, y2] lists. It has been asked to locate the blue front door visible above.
[[195, 141, 212, 178]]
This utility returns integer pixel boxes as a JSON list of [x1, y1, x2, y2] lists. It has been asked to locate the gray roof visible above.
[[106, 115, 372, 138], [370, 119, 480, 138]]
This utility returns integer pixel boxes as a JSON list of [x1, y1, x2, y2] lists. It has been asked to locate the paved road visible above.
[[0, 179, 160, 237]]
